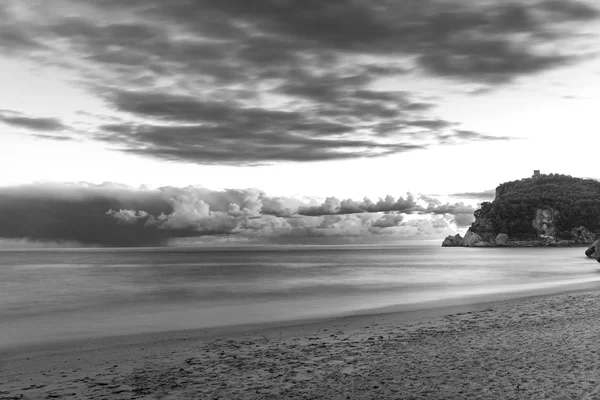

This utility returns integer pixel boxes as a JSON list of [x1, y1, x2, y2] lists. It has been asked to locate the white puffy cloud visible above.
[[103, 186, 473, 241], [0, 182, 472, 245], [106, 209, 149, 224], [299, 194, 419, 215], [371, 213, 405, 228]]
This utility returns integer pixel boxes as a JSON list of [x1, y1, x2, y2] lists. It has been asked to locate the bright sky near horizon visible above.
[[1, 0, 599, 246]]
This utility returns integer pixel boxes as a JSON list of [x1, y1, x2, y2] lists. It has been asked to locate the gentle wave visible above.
[[0, 245, 597, 348]]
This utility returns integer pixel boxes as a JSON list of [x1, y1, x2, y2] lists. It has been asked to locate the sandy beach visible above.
[[3, 286, 600, 399]]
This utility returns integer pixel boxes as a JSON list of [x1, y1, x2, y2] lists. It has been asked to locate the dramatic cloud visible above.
[[0, 183, 473, 246], [0, 110, 66, 132], [418, 195, 477, 227], [98, 120, 426, 164], [298, 195, 420, 216], [449, 189, 497, 201], [0, 183, 173, 246], [3, 0, 593, 164]]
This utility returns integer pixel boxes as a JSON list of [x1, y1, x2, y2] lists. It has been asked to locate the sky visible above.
[[1, 0, 599, 247]]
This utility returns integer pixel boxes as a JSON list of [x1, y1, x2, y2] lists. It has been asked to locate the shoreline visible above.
[[442, 242, 594, 248], [3, 282, 600, 398], [3, 279, 600, 359]]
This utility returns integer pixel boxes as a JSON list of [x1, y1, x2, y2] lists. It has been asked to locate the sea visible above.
[[1, 244, 599, 349]]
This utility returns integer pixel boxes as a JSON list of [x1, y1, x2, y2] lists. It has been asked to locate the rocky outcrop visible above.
[[442, 174, 600, 249], [442, 234, 463, 247], [441, 231, 496, 247], [495, 233, 510, 246], [469, 217, 495, 243], [462, 231, 491, 247], [585, 240, 599, 259], [444, 208, 596, 248]]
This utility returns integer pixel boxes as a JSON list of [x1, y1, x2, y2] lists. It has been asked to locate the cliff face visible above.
[[443, 174, 600, 247], [444, 213, 595, 248]]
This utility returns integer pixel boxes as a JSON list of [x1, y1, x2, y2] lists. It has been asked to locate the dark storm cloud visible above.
[[449, 189, 497, 201], [540, 0, 600, 20], [138, 0, 597, 83], [0, 0, 596, 164], [0, 110, 66, 132], [0, 183, 475, 245], [3, 0, 597, 82], [146, 0, 596, 59], [95, 83, 511, 164], [109, 91, 236, 123], [98, 122, 424, 164], [0, 184, 174, 246]]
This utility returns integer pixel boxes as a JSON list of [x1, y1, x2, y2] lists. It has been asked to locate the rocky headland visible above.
[[443, 223, 595, 248], [443, 173, 600, 253]]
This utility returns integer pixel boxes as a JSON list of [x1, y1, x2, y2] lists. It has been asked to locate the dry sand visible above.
[[3, 287, 600, 399]]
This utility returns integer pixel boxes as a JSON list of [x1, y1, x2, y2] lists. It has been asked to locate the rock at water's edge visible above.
[[462, 231, 491, 247], [442, 234, 463, 247], [495, 233, 510, 246], [585, 240, 599, 259]]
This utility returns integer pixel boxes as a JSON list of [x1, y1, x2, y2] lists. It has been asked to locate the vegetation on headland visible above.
[[444, 173, 600, 247], [473, 174, 600, 240]]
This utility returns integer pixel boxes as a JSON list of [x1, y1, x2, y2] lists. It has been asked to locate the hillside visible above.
[[443, 173, 600, 247]]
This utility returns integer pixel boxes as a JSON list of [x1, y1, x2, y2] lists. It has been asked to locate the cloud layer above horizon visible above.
[[0, 183, 478, 247], [1, 0, 597, 165]]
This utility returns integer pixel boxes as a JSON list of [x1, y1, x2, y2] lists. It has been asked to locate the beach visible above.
[[3, 285, 600, 400]]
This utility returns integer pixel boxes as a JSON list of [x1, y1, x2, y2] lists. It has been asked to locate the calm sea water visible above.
[[1, 244, 598, 349]]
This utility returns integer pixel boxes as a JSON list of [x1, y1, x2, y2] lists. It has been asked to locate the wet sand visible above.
[[3, 286, 600, 399]]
